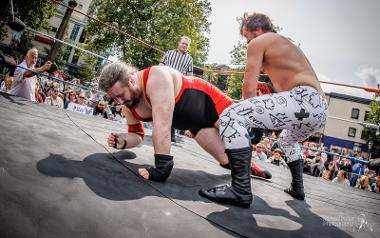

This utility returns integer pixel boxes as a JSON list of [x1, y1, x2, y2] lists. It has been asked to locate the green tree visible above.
[[202, 63, 231, 92], [76, 53, 98, 85], [203, 64, 218, 85], [85, 0, 211, 69], [226, 70, 243, 100], [226, 38, 273, 99], [1, 0, 56, 54], [362, 91, 380, 158], [230, 41, 247, 66]]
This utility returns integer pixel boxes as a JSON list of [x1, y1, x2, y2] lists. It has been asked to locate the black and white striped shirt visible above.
[[160, 50, 193, 75]]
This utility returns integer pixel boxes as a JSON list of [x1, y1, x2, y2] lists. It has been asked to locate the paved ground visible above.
[[0, 92, 379, 238]]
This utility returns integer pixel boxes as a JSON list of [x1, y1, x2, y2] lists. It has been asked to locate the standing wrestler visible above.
[[98, 63, 271, 182], [199, 13, 328, 208]]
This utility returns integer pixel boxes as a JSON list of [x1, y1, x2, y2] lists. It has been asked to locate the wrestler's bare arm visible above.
[[146, 66, 175, 155], [107, 107, 143, 149], [122, 107, 144, 148], [242, 38, 265, 99]]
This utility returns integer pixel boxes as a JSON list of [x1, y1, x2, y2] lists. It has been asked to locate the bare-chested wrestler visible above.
[[199, 13, 329, 208]]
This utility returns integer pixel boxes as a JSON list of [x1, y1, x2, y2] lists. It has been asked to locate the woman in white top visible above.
[[332, 170, 350, 187]]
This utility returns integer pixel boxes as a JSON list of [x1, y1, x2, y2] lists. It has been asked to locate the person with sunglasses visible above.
[[76, 93, 88, 106], [44, 87, 63, 109]]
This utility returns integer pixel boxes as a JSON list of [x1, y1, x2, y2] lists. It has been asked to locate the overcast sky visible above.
[[206, 0, 380, 99]]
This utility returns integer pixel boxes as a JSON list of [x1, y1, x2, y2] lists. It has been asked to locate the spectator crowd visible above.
[[0, 48, 126, 125], [251, 134, 380, 194]]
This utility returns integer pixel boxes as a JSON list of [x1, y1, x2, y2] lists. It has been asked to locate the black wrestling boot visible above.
[[284, 159, 305, 200], [199, 147, 252, 208]]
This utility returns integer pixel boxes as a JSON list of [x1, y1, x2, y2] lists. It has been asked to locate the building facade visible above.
[[50, 0, 92, 64], [1, 0, 92, 63], [322, 92, 372, 154]]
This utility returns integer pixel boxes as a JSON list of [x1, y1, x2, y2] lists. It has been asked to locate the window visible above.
[[70, 24, 81, 41], [57, 0, 69, 13], [360, 130, 366, 140], [351, 108, 360, 119], [78, 30, 86, 43], [364, 111, 370, 122], [348, 127, 357, 137]]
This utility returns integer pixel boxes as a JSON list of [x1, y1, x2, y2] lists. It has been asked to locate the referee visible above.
[[160, 36, 193, 76], [160, 36, 194, 142]]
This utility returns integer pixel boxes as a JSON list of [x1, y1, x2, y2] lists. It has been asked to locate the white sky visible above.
[[206, 0, 380, 99]]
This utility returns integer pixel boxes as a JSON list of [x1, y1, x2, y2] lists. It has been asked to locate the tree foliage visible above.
[[225, 40, 273, 100], [85, 0, 211, 69], [226, 70, 243, 100], [362, 91, 380, 158], [76, 52, 98, 85], [0, 0, 56, 55], [230, 40, 247, 66]]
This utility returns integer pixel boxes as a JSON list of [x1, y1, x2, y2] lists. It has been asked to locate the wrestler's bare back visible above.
[[126, 66, 184, 121], [259, 32, 323, 94]]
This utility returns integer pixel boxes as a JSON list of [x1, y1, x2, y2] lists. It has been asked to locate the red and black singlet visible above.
[[130, 67, 234, 135]]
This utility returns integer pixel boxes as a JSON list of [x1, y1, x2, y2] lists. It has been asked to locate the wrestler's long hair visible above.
[[239, 13, 277, 35], [98, 62, 138, 92]]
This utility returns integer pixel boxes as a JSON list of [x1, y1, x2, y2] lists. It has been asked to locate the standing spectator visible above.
[[8, 48, 51, 101], [44, 87, 63, 109], [332, 170, 350, 186], [160, 36, 194, 142], [0, 75, 13, 93]]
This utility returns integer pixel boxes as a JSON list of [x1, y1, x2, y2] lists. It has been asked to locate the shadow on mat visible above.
[[36, 151, 230, 202], [36, 152, 353, 237], [206, 196, 353, 238], [0, 92, 27, 106]]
